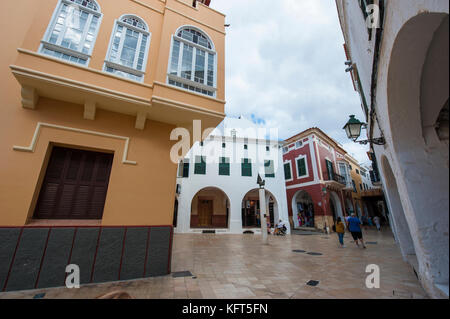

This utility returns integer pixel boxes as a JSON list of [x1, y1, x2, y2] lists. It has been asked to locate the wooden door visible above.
[[34, 146, 114, 219], [198, 199, 213, 227]]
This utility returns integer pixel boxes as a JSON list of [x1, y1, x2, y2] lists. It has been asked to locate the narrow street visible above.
[[0, 228, 426, 299]]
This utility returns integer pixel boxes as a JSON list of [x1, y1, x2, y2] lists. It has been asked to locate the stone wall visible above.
[[0, 226, 173, 292]]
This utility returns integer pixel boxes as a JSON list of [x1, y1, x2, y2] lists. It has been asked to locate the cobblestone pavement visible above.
[[0, 228, 427, 299]]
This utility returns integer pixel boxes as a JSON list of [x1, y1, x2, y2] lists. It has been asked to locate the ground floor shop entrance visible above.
[[242, 189, 278, 228], [291, 190, 315, 228], [190, 187, 229, 228]]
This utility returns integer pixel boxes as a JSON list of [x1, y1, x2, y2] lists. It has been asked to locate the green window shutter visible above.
[[284, 163, 292, 180], [297, 158, 307, 177], [265, 160, 275, 178], [194, 156, 206, 175], [241, 158, 252, 177], [325, 159, 334, 180], [183, 162, 189, 177], [219, 157, 230, 176]]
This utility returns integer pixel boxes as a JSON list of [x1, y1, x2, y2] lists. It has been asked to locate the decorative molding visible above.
[[153, 81, 225, 103], [164, 6, 226, 35], [286, 180, 321, 190], [196, 1, 226, 17], [151, 95, 225, 119], [10, 65, 152, 108], [175, 0, 199, 11], [13, 122, 137, 165], [16, 49, 154, 89], [21, 85, 39, 109], [84, 101, 96, 120]]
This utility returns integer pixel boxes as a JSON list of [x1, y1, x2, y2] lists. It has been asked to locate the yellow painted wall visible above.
[[0, 0, 226, 226], [346, 157, 364, 214]]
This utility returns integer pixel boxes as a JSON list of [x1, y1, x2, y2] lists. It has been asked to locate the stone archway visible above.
[[387, 12, 449, 295], [329, 191, 344, 224], [242, 189, 279, 229], [291, 190, 315, 228], [190, 187, 230, 229]]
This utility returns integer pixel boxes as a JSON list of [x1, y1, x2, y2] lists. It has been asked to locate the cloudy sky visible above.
[[209, 0, 370, 165]]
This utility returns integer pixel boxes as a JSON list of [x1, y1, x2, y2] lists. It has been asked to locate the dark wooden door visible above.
[[198, 199, 213, 227], [34, 147, 114, 219]]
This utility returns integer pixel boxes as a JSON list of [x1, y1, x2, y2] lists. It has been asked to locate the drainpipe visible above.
[[368, 0, 385, 151]]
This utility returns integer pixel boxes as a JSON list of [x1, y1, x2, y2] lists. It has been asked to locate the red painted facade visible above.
[[283, 128, 354, 230]]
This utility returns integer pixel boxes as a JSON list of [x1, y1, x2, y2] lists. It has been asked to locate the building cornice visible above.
[[17, 48, 154, 89], [164, 6, 226, 35], [151, 95, 225, 119]]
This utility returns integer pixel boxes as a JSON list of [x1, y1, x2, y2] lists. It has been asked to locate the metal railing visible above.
[[323, 171, 346, 185]]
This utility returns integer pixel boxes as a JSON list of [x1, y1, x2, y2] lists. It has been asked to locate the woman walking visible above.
[[335, 217, 346, 247]]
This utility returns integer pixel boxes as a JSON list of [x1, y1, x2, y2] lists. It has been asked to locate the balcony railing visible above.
[[323, 171, 346, 185]]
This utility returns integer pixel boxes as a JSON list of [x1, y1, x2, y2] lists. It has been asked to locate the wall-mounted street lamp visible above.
[[343, 115, 385, 145]]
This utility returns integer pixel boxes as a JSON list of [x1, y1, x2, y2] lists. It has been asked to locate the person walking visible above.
[[347, 213, 366, 248], [335, 217, 346, 247], [373, 215, 381, 231], [266, 215, 271, 235]]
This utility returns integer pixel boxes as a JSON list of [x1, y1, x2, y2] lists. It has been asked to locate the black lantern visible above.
[[342, 115, 385, 145], [343, 115, 365, 141]]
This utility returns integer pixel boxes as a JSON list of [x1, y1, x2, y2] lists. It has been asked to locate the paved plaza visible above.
[[0, 228, 427, 299]]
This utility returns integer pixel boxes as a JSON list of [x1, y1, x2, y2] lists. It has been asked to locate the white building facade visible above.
[[336, 0, 449, 298], [174, 117, 291, 234]]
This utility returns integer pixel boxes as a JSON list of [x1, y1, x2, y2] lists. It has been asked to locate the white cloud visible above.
[[210, 0, 369, 163]]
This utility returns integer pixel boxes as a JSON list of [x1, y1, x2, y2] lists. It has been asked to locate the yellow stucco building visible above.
[[344, 154, 364, 218], [0, 0, 225, 291]]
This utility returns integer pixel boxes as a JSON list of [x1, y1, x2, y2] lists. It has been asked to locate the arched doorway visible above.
[[242, 189, 279, 229], [387, 12, 449, 292], [345, 198, 354, 215], [190, 187, 230, 229], [355, 202, 362, 219], [291, 190, 315, 228], [329, 191, 344, 224], [363, 202, 369, 218]]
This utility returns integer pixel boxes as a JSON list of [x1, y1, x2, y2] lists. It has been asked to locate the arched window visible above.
[[104, 15, 150, 82], [40, 0, 102, 65], [168, 26, 216, 97]]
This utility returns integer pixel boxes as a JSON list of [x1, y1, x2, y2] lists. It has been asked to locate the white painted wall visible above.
[[336, 0, 449, 298], [175, 117, 291, 234]]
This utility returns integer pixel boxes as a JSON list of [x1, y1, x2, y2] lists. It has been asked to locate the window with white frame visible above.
[[282, 146, 289, 154], [296, 155, 309, 178], [168, 27, 216, 97], [41, 0, 102, 65], [104, 15, 150, 82], [295, 141, 303, 148], [284, 161, 293, 181]]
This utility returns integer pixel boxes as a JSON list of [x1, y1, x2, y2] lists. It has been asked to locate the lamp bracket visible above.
[[354, 137, 385, 145]]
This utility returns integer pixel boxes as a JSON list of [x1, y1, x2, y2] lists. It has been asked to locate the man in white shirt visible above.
[[373, 215, 381, 231], [274, 219, 286, 235]]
